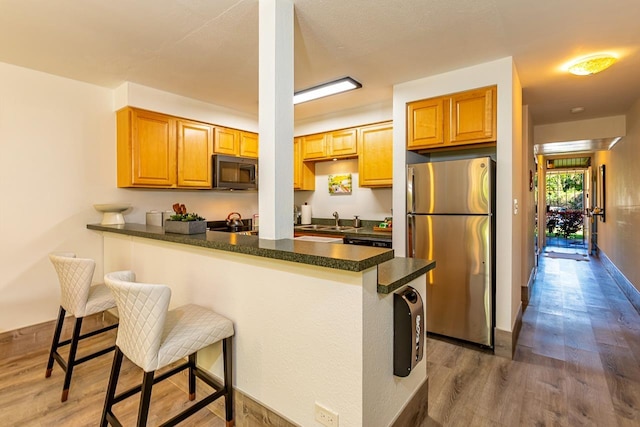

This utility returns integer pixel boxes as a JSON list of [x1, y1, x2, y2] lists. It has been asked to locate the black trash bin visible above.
[[393, 286, 425, 377]]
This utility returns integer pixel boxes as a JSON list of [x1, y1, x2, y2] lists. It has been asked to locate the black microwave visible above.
[[212, 155, 258, 190]]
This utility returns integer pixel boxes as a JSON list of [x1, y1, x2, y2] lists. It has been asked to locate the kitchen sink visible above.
[[297, 224, 329, 230], [297, 224, 355, 232], [324, 226, 356, 231]]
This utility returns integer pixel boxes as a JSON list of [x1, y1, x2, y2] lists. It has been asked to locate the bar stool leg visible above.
[[223, 337, 234, 427], [61, 317, 83, 402], [188, 353, 196, 401], [137, 371, 155, 427], [101, 347, 124, 427], [45, 306, 66, 378]]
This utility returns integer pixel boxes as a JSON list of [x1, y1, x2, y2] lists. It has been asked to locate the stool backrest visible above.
[[104, 271, 171, 372], [49, 252, 96, 317]]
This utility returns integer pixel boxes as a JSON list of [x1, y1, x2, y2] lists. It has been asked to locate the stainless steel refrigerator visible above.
[[407, 157, 495, 347]]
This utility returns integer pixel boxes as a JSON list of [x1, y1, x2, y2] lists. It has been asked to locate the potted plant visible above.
[[164, 203, 207, 234]]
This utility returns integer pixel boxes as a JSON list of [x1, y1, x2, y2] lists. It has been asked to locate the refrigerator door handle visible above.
[[407, 214, 416, 258], [407, 167, 415, 214]]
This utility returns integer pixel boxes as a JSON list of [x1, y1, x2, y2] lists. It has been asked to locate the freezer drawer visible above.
[[408, 214, 493, 346]]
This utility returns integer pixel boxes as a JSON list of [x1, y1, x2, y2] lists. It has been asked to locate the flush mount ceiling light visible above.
[[293, 77, 362, 105], [567, 54, 617, 76]]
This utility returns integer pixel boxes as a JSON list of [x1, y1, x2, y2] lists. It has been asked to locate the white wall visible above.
[[0, 63, 258, 331], [294, 159, 393, 221], [534, 115, 626, 144], [594, 97, 640, 291], [391, 57, 523, 334]]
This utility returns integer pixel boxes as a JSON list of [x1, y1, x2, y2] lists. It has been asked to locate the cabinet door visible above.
[[302, 133, 327, 160], [358, 122, 393, 188], [123, 108, 176, 187], [177, 120, 213, 188], [294, 137, 315, 190], [449, 86, 496, 144], [329, 128, 357, 157], [407, 98, 445, 149], [214, 127, 240, 155], [239, 131, 259, 158], [293, 137, 302, 189]]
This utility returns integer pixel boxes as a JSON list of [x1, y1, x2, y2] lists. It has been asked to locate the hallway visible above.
[[425, 250, 640, 426]]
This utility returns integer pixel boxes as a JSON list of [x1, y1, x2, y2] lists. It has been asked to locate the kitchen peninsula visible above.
[[88, 223, 434, 427]]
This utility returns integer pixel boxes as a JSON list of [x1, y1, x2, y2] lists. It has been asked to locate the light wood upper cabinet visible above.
[[214, 127, 239, 156], [294, 137, 315, 190], [117, 108, 177, 188], [302, 128, 357, 161], [214, 127, 259, 158], [407, 98, 445, 149], [301, 133, 328, 160], [118, 107, 256, 189], [177, 120, 213, 188], [449, 86, 496, 144], [358, 122, 393, 188], [329, 128, 357, 157], [240, 131, 259, 158], [407, 85, 497, 151]]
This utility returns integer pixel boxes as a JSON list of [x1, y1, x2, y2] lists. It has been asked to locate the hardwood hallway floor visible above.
[[1, 250, 638, 426], [424, 249, 640, 426]]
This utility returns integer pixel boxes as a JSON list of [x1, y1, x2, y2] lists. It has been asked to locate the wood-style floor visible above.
[[1, 248, 638, 426], [424, 248, 640, 426]]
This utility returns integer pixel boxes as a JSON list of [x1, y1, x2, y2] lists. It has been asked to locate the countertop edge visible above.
[[87, 223, 394, 273], [377, 258, 436, 294]]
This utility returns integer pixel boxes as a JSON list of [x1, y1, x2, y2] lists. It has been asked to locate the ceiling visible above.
[[1, 0, 639, 128]]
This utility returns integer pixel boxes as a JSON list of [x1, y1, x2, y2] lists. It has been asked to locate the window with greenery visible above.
[[546, 170, 585, 240]]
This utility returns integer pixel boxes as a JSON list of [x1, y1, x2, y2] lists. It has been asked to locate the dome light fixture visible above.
[[567, 54, 617, 76]]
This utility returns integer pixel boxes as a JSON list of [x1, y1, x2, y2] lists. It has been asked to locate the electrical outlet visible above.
[[315, 402, 339, 427]]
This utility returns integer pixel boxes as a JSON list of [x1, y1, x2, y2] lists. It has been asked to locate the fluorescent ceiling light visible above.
[[293, 77, 362, 105]]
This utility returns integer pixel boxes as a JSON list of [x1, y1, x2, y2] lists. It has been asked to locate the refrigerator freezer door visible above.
[[410, 213, 492, 346], [407, 157, 492, 214]]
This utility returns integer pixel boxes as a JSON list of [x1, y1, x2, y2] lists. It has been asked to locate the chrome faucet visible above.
[[332, 211, 339, 227]]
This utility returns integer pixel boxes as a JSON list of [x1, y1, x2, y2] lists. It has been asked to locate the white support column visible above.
[[258, 0, 294, 240]]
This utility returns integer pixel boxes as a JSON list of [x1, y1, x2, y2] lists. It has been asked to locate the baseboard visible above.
[[390, 376, 429, 427], [521, 266, 537, 308], [494, 303, 523, 360], [0, 309, 118, 362], [598, 248, 640, 315]]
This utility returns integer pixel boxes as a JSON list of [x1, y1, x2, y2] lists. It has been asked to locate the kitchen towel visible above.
[[301, 204, 312, 225]]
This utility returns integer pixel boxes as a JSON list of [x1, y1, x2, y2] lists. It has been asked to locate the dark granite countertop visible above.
[[87, 223, 393, 272], [87, 223, 433, 294], [377, 258, 436, 294]]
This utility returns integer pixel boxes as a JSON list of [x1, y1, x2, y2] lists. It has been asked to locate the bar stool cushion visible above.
[[105, 271, 233, 372], [46, 252, 118, 402], [50, 252, 117, 317]]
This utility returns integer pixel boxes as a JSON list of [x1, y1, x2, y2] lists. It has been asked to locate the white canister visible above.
[[146, 211, 162, 227]]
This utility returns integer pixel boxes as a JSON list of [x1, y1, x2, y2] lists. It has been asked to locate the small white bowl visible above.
[[93, 203, 131, 225]]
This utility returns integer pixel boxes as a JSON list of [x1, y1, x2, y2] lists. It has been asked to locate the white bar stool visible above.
[[46, 252, 118, 402], [101, 271, 235, 427]]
